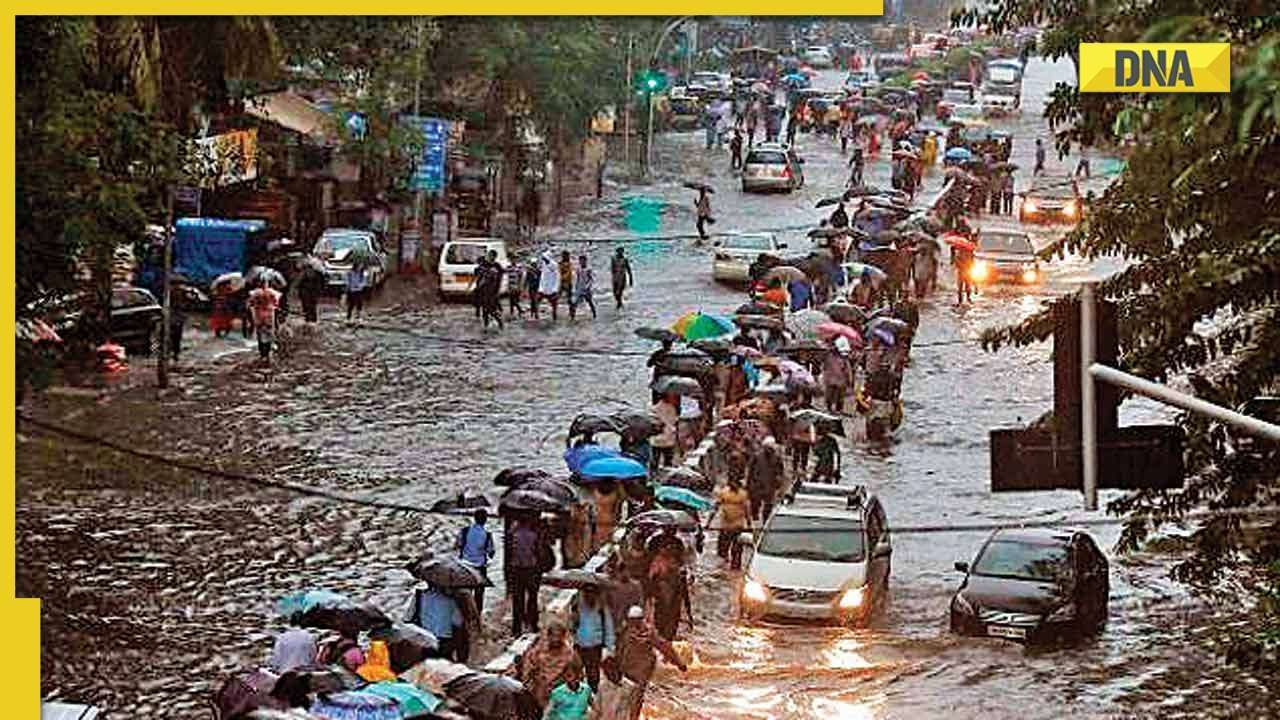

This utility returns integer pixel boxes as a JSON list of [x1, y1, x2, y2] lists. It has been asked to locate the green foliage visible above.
[[963, 1, 1280, 659]]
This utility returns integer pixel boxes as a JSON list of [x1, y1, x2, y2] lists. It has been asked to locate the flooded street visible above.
[[17, 55, 1266, 718]]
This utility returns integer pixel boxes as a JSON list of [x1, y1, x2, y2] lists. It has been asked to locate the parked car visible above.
[[1020, 172, 1082, 225], [312, 228, 388, 293], [802, 46, 835, 68], [712, 232, 786, 283], [950, 528, 1109, 643], [691, 71, 732, 94], [742, 143, 805, 193], [438, 238, 510, 298], [968, 230, 1041, 286], [52, 285, 165, 356], [741, 484, 891, 625]]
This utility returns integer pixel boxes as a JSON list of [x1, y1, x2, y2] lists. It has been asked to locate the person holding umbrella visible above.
[[823, 338, 854, 413], [650, 392, 680, 469], [247, 277, 281, 362], [746, 436, 784, 522], [847, 143, 865, 188]]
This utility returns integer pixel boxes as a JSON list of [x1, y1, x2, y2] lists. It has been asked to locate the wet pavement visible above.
[[17, 56, 1271, 718]]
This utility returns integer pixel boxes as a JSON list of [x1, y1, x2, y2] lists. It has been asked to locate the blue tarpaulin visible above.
[[172, 218, 267, 287]]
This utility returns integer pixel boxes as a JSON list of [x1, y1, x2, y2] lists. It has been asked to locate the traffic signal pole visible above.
[[645, 92, 656, 177]]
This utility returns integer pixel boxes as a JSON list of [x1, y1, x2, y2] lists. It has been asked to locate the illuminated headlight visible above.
[[1063, 200, 1078, 218], [743, 578, 769, 603], [838, 586, 866, 609], [1023, 198, 1039, 214], [1020, 266, 1038, 283], [969, 260, 990, 282], [1046, 603, 1076, 622]]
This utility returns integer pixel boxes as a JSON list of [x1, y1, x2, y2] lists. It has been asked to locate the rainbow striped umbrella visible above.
[[671, 312, 736, 341]]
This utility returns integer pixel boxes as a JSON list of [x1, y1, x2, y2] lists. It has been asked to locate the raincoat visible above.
[[356, 641, 398, 682]]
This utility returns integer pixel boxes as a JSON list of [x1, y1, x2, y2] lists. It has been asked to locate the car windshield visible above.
[[979, 233, 1033, 254], [973, 540, 1069, 582], [757, 514, 865, 563], [445, 244, 490, 265], [746, 151, 787, 164], [317, 234, 369, 253], [724, 235, 774, 251], [943, 90, 971, 102], [1031, 176, 1077, 197]]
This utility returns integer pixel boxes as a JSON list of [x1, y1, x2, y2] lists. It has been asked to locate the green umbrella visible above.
[[363, 681, 442, 717], [671, 311, 736, 341]]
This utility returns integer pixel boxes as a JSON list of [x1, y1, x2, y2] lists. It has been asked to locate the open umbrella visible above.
[[309, 690, 402, 720], [733, 314, 785, 332], [817, 321, 863, 345], [564, 443, 623, 474], [579, 456, 649, 483], [493, 467, 551, 487], [656, 485, 714, 513], [542, 568, 615, 590], [671, 311, 736, 341], [763, 265, 809, 284], [212, 272, 246, 294], [212, 669, 282, 720], [655, 466, 715, 494], [504, 475, 578, 506], [845, 263, 889, 284], [869, 326, 897, 346], [368, 624, 440, 674], [690, 337, 734, 358], [279, 590, 391, 634], [634, 326, 680, 344], [791, 408, 842, 426], [363, 682, 443, 718], [245, 266, 287, 289], [945, 146, 973, 163], [659, 348, 715, 376], [499, 486, 574, 514], [651, 375, 703, 397], [628, 508, 699, 532], [610, 410, 664, 439], [443, 673, 539, 720], [734, 301, 782, 317], [402, 659, 476, 697], [942, 232, 977, 251], [814, 196, 847, 209], [568, 413, 624, 442], [869, 317, 910, 336], [682, 181, 715, 194], [788, 308, 830, 341], [408, 556, 488, 589], [823, 302, 866, 326]]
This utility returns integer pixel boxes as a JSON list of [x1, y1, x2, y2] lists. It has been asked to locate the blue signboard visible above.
[[405, 116, 450, 194]]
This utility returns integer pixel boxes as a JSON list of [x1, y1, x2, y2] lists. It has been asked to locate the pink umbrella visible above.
[[778, 360, 815, 384], [817, 322, 863, 345], [733, 345, 764, 359]]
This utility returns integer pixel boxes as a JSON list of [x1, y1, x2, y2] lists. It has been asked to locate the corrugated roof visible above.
[[246, 91, 334, 140]]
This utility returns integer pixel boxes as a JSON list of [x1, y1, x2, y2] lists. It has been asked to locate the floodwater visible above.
[[16, 55, 1269, 718]]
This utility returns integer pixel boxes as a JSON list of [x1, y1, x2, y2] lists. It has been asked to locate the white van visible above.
[[437, 238, 510, 297], [740, 483, 892, 625]]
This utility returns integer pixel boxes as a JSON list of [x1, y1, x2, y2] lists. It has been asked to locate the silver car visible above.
[[742, 143, 805, 193]]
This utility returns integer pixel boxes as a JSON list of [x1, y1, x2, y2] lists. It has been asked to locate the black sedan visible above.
[[949, 528, 1109, 643], [54, 286, 165, 355]]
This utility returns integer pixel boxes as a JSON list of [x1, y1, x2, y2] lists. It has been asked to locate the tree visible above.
[[958, 3, 1280, 662]]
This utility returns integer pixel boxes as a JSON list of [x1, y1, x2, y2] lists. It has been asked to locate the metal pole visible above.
[[157, 187, 174, 389], [646, 92, 655, 177], [625, 33, 633, 173], [413, 18, 425, 227], [1080, 281, 1098, 510], [1091, 363, 1280, 443]]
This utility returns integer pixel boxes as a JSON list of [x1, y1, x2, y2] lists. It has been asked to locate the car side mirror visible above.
[[954, 561, 969, 573]]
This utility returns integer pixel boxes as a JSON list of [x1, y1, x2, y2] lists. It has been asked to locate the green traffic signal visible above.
[[634, 69, 667, 94]]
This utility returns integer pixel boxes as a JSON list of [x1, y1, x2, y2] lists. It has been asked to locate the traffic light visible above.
[[635, 69, 667, 94]]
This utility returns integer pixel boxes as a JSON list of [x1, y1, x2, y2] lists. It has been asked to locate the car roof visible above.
[[989, 527, 1079, 546], [773, 504, 865, 521]]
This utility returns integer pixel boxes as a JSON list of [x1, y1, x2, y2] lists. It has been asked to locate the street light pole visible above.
[[157, 187, 174, 389], [1080, 281, 1098, 511], [645, 91, 656, 177], [625, 33, 633, 174]]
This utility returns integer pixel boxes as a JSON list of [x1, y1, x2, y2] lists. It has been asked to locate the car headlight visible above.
[[838, 586, 865, 609], [1020, 266, 1038, 283], [743, 578, 769, 603], [1063, 200, 1078, 218], [969, 260, 989, 282], [1023, 198, 1039, 214], [1046, 602, 1077, 622]]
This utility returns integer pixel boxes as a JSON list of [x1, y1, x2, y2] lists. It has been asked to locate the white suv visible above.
[[740, 484, 892, 625]]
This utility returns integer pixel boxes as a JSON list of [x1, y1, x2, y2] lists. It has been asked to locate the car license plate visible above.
[[987, 625, 1026, 639], [453, 274, 473, 285]]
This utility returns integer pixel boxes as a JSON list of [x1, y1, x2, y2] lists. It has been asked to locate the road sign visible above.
[[406, 116, 450, 194]]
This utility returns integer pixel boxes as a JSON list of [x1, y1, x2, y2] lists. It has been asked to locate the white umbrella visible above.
[[788, 308, 830, 341]]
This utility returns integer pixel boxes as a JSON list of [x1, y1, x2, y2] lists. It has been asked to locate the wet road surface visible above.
[[17, 56, 1269, 718]]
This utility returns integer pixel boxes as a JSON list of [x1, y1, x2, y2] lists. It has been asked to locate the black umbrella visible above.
[[651, 375, 704, 397], [211, 669, 283, 720], [494, 466, 552, 487], [409, 556, 489, 589], [369, 622, 440, 673], [499, 486, 574, 514], [659, 349, 714, 377], [824, 302, 867, 326], [568, 413, 624, 442], [815, 196, 846, 209], [610, 410, 665, 439], [733, 314, 785, 331], [444, 673, 540, 720], [655, 466, 715, 494], [634, 326, 680, 344], [510, 475, 578, 504], [690, 337, 734, 358], [734, 301, 782, 317], [296, 667, 365, 695], [297, 602, 391, 636], [790, 409, 846, 437], [627, 509, 699, 531], [683, 181, 715, 194]]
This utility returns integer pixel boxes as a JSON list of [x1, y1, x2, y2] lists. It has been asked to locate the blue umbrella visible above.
[[277, 589, 353, 618], [564, 444, 622, 475], [579, 456, 649, 483], [945, 146, 973, 162], [656, 485, 714, 513]]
